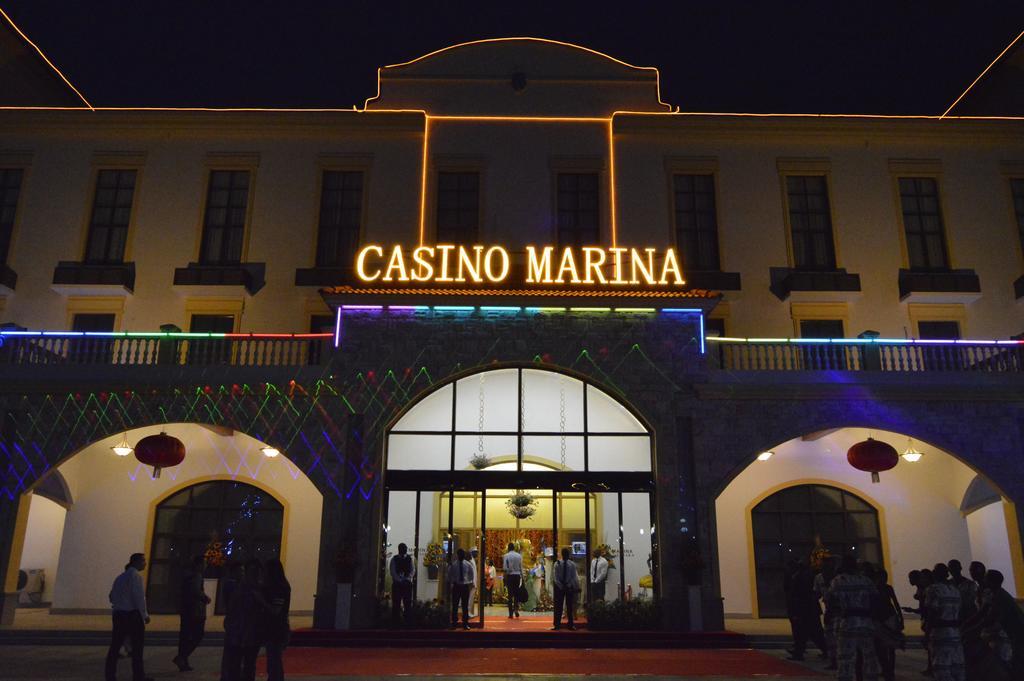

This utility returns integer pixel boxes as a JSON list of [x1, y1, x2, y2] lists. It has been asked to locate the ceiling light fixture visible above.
[[757, 451, 774, 461]]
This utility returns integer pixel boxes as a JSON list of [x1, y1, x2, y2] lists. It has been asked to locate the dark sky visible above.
[[4, 0, 1024, 114]]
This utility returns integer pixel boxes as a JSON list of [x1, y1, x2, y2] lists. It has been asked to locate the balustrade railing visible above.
[[708, 338, 1024, 373], [0, 333, 334, 368]]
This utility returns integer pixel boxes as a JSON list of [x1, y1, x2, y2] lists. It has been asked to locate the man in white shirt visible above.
[[590, 549, 609, 602], [447, 548, 474, 629], [388, 543, 415, 625], [105, 553, 152, 681], [552, 547, 581, 630], [502, 542, 523, 618]]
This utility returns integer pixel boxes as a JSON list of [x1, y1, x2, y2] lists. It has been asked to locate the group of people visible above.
[[784, 554, 1024, 681], [104, 552, 291, 681], [389, 541, 612, 631]]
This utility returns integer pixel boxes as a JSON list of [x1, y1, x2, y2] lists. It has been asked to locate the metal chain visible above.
[[559, 381, 567, 470], [477, 373, 486, 454]]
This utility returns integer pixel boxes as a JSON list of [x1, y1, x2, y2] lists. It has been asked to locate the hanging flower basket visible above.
[[506, 490, 538, 519], [469, 453, 492, 470]]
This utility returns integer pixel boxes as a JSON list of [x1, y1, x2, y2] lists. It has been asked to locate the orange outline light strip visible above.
[[362, 37, 673, 112], [419, 115, 430, 245], [608, 117, 618, 248], [0, 7, 93, 110], [942, 29, 1024, 119]]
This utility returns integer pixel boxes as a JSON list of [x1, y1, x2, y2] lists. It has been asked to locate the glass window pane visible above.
[[521, 435, 584, 471], [392, 384, 453, 432], [454, 369, 519, 432], [387, 433, 452, 470], [454, 434, 519, 470], [521, 369, 584, 432], [586, 385, 646, 433], [587, 435, 651, 472]]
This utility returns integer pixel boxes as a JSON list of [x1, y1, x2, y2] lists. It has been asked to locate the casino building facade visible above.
[[2, 30, 1024, 630]]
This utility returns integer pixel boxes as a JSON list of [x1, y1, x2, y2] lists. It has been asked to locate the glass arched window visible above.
[[147, 480, 284, 614], [386, 367, 651, 473], [751, 484, 882, 617]]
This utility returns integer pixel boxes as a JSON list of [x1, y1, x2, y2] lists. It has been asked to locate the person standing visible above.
[[484, 557, 496, 607], [786, 560, 826, 661], [448, 548, 473, 629], [947, 559, 978, 621], [552, 547, 580, 630], [388, 543, 415, 625], [830, 555, 880, 681], [467, 547, 479, 618], [224, 559, 268, 681], [105, 553, 152, 681], [173, 555, 211, 672], [589, 549, 609, 602], [871, 568, 903, 681], [923, 563, 965, 681], [502, 543, 523, 618], [262, 559, 291, 681]]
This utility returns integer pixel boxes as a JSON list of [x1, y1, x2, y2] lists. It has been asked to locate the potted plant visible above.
[[506, 490, 538, 519], [469, 453, 491, 470]]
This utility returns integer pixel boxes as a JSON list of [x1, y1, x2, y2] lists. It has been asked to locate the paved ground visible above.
[[0, 644, 930, 680]]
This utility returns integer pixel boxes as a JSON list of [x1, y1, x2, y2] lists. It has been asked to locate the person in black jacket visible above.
[[263, 560, 291, 681], [173, 555, 211, 672]]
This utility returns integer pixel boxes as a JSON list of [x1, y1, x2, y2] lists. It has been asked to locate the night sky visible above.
[[4, 1, 1024, 114]]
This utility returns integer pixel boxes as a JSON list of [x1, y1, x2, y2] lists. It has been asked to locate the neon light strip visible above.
[[706, 337, 1024, 345], [387, 305, 428, 311], [480, 306, 522, 312], [525, 307, 567, 312], [0, 331, 333, 339], [434, 306, 475, 311], [569, 307, 611, 312], [334, 308, 342, 348], [614, 308, 656, 312], [341, 305, 383, 310]]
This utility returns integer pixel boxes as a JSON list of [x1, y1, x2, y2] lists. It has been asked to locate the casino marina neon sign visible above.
[[355, 244, 685, 286]]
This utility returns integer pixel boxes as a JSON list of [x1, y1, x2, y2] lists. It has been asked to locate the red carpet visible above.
[[258, 647, 822, 676]]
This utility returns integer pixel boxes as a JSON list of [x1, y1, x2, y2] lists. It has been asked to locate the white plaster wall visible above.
[[967, 502, 1017, 597], [49, 424, 322, 612], [18, 493, 66, 604], [715, 428, 989, 616]]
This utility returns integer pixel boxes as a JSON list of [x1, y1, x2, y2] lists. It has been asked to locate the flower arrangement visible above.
[[506, 490, 538, 519], [423, 541, 445, 569], [469, 453, 492, 470], [810, 538, 832, 571], [204, 541, 226, 568]]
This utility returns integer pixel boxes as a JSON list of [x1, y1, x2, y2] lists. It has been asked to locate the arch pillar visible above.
[[0, 493, 31, 625]]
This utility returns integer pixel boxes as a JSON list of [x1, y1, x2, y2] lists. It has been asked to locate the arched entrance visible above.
[[148, 480, 285, 614], [715, 426, 1020, 621], [10, 424, 322, 625], [381, 365, 657, 626], [750, 483, 882, 617]]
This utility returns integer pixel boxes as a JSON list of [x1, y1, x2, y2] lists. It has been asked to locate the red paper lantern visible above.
[[134, 432, 185, 478], [847, 437, 898, 483]]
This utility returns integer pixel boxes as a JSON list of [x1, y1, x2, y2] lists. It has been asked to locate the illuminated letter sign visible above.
[[355, 244, 685, 287]]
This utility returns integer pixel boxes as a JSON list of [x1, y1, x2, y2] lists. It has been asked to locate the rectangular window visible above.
[[556, 172, 600, 248], [786, 176, 836, 270], [189, 314, 235, 334], [673, 174, 720, 271], [917, 320, 960, 340], [1011, 179, 1024, 260], [71, 313, 116, 332], [799, 319, 845, 339], [0, 168, 24, 265], [199, 170, 250, 265], [84, 169, 136, 264], [315, 170, 363, 267], [436, 171, 479, 243], [899, 177, 949, 270]]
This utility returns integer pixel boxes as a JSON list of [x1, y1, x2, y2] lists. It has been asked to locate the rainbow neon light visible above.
[[707, 337, 1024, 345]]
